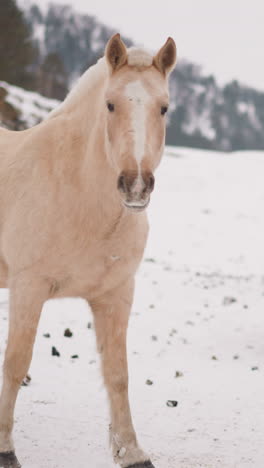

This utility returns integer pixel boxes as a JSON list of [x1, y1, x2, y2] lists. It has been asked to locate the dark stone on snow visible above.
[[166, 400, 178, 407], [52, 346, 60, 357], [43, 333, 51, 338], [145, 379, 153, 386]]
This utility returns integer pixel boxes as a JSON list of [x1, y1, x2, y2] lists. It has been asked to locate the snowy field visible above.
[[0, 146, 263, 468]]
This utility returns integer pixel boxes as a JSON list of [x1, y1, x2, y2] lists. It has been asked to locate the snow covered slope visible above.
[[0, 147, 263, 467], [0, 81, 59, 129], [22, 2, 264, 151]]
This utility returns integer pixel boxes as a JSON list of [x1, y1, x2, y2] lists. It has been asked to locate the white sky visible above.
[[34, 0, 264, 91]]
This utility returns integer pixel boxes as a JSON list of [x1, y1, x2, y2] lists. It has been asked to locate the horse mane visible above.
[[48, 48, 154, 117]]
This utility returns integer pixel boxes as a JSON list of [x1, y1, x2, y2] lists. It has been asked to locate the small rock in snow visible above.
[[186, 320, 195, 326], [146, 379, 153, 386], [64, 328, 73, 338], [151, 335, 158, 341], [251, 366, 259, 371], [52, 346, 60, 357], [223, 296, 237, 306], [71, 354, 79, 359], [43, 333, 51, 338], [175, 371, 184, 378], [166, 400, 178, 408]]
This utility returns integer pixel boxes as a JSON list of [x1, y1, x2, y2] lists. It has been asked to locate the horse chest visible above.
[[55, 223, 147, 299]]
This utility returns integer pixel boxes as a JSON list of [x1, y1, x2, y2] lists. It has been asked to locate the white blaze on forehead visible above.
[[125, 80, 150, 166]]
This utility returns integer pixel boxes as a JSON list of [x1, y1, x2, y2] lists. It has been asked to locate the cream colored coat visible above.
[[0, 34, 176, 468]]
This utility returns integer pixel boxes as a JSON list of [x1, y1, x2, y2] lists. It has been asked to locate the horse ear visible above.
[[105, 34, 127, 72], [153, 37, 177, 76]]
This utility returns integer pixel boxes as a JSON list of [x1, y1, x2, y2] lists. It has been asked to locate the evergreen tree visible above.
[[0, 0, 37, 88], [37, 52, 68, 100]]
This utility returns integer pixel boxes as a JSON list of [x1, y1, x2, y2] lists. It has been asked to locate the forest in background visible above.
[[1, 0, 264, 151]]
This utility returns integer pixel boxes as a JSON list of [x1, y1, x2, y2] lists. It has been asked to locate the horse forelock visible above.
[[126, 48, 153, 68]]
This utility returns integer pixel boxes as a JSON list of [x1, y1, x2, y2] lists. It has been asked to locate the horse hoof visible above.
[[21, 373, 31, 387], [0, 452, 21, 468], [125, 461, 155, 468]]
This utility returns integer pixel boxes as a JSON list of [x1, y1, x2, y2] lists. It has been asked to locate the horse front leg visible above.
[[90, 278, 155, 468], [0, 274, 49, 467]]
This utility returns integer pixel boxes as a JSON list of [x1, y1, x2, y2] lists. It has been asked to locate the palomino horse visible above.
[[0, 34, 176, 467]]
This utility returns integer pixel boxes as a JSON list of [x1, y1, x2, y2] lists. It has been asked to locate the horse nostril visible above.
[[117, 174, 126, 193], [148, 174, 155, 192], [142, 174, 155, 194]]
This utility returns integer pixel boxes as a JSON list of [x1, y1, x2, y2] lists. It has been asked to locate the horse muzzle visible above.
[[123, 198, 150, 212], [117, 171, 154, 212]]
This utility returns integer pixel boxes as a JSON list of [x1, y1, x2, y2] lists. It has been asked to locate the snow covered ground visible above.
[[0, 146, 263, 467]]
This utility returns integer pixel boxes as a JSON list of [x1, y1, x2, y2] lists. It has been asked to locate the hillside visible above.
[[1, 1, 264, 151], [167, 65, 264, 151], [0, 80, 59, 129]]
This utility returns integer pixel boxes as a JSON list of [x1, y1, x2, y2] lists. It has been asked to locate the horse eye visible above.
[[161, 106, 168, 116], [107, 102, 115, 112]]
